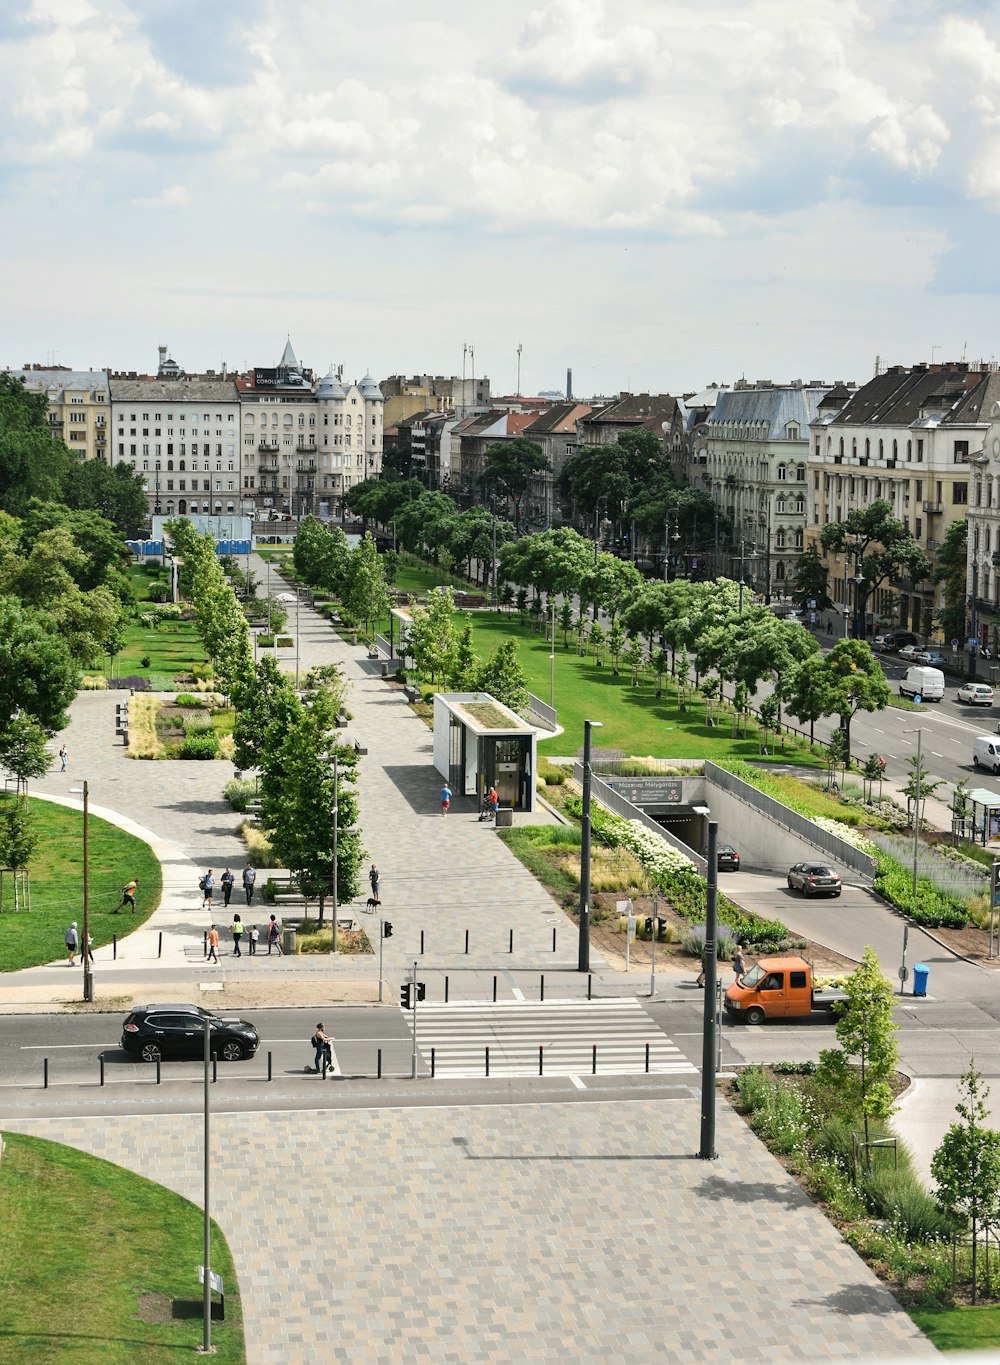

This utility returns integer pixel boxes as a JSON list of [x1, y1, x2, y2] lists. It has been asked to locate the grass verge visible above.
[[910, 1304, 1000, 1350], [0, 797, 161, 972], [0, 1132, 245, 1364]]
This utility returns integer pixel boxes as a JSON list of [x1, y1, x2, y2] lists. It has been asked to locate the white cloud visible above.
[[130, 183, 189, 208]]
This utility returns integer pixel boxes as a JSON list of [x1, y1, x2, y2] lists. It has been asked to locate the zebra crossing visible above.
[[407, 998, 698, 1079]]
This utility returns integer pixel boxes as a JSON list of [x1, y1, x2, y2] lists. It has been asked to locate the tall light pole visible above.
[[549, 599, 556, 710], [68, 781, 93, 1003], [698, 819, 719, 1160], [905, 727, 922, 896], [294, 587, 301, 689], [971, 558, 980, 679], [578, 719, 603, 971], [331, 751, 339, 954], [738, 541, 755, 613]]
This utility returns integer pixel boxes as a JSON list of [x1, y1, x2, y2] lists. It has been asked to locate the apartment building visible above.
[[379, 373, 490, 429], [702, 381, 845, 599], [109, 374, 241, 518], [809, 363, 1000, 636], [10, 365, 110, 463]]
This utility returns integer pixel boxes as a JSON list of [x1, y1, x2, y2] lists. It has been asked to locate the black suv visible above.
[[121, 1004, 259, 1063], [873, 631, 918, 653]]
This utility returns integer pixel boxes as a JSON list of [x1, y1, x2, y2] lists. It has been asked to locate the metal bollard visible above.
[[112, 934, 117, 960], [156, 1058, 161, 1086], [267, 1051, 272, 1082], [552, 927, 557, 953], [100, 1054, 105, 1087], [509, 928, 513, 954], [377, 1047, 382, 1080], [431, 1047, 436, 1079], [465, 928, 469, 955], [587, 973, 593, 1001], [540, 974, 545, 1002], [420, 929, 425, 955], [493, 974, 497, 1003], [444, 975, 449, 1004], [43, 1057, 48, 1089], [539, 1045, 544, 1076], [485, 1044, 490, 1077], [645, 1042, 650, 1074], [212, 1053, 217, 1084], [203, 930, 208, 959], [157, 931, 163, 959], [592, 1043, 597, 1075]]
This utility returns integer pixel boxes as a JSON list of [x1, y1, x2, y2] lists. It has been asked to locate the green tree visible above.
[[588, 620, 606, 666], [934, 518, 968, 646], [408, 587, 458, 687], [473, 638, 528, 713], [607, 620, 626, 676], [821, 499, 930, 639], [60, 457, 149, 538], [784, 651, 830, 746], [0, 796, 38, 879], [0, 596, 78, 734], [479, 438, 549, 533], [817, 639, 891, 768], [624, 635, 645, 687], [449, 622, 478, 689], [817, 945, 899, 1159], [902, 751, 944, 830], [344, 533, 392, 638], [231, 654, 297, 773], [558, 599, 573, 647], [0, 713, 52, 793], [931, 1064, 1000, 1302], [791, 543, 833, 613], [861, 751, 883, 803], [0, 373, 69, 516], [730, 613, 819, 726]]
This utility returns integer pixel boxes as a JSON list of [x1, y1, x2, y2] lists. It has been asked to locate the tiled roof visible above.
[[523, 402, 591, 435], [109, 378, 240, 402], [830, 367, 999, 428], [708, 384, 829, 436], [581, 393, 678, 428]]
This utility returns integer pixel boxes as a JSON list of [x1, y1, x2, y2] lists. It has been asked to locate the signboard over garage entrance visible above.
[[604, 777, 683, 804]]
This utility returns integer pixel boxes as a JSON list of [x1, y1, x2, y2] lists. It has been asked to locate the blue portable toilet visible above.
[[912, 963, 929, 997]]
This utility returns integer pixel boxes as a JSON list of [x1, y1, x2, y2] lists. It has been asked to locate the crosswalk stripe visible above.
[[405, 998, 698, 1078]]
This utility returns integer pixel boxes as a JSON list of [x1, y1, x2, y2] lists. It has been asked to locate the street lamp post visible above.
[[549, 599, 556, 711], [904, 727, 922, 897], [971, 558, 980, 679], [68, 781, 93, 1003], [578, 719, 603, 972], [738, 541, 755, 613], [331, 752, 339, 954]]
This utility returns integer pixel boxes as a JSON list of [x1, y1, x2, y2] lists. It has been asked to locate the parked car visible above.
[[786, 862, 842, 897], [121, 1004, 260, 1063], [958, 683, 995, 706], [724, 956, 846, 1025], [874, 631, 918, 653], [717, 844, 741, 871], [914, 649, 947, 667], [897, 644, 923, 662]]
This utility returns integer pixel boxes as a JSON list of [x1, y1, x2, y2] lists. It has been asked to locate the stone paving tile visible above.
[[5, 1096, 936, 1364]]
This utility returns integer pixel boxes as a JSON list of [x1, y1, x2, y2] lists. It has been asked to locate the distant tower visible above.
[[566, 368, 573, 400]]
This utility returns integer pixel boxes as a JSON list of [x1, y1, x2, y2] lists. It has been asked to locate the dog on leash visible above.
[[366, 895, 381, 912]]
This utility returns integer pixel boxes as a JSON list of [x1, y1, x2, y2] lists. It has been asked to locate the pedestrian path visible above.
[[408, 998, 696, 1078]]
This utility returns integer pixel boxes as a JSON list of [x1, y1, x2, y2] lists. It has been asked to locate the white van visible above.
[[974, 736, 1000, 773], [899, 666, 945, 702]]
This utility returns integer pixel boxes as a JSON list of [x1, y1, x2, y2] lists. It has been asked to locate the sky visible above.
[[2, 0, 1000, 398]]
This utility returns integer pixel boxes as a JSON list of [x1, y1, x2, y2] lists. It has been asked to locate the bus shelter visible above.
[[432, 692, 539, 813], [966, 788, 1000, 845]]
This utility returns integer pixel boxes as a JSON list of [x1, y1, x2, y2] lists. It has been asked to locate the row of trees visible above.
[[167, 518, 365, 915], [292, 519, 393, 637], [403, 589, 528, 711]]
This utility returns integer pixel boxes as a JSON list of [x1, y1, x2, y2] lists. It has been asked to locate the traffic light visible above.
[[644, 917, 654, 935], [400, 983, 411, 1008], [416, 982, 426, 1002], [382, 921, 393, 938]]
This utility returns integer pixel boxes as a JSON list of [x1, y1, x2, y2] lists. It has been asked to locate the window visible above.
[[796, 464, 805, 482], [954, 483, 969, 505], [915, 518, 921, 539], [777, 464, 787, 482], [794, 529, 803, 549], [954, 440, 969, 463], [915, 480, 922, 500], [917, 438, 924, 462]]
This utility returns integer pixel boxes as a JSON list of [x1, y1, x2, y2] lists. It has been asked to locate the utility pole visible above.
[[516, 342, 522, 397], [698, 820, 719, 1159], [578, 719, 603, 971], [331, 751, 339, 954]]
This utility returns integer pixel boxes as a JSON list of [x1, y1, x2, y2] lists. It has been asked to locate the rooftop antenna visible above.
[[516, 342, 522, 397]]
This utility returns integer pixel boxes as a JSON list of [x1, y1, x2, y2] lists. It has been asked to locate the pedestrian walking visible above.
[[242, 862, 256, 906], [206, 925, 220, 963], [230, 913, 244, 957], [65, 921, 79, 966], [440, 782, 452, 815], [311, 1022, 334, 1075], [115, 878, 138, 913], [267, 914, 282, 956], [59, 744, 68, 772], [249, 924, 259, 955], [369, 863, 380, 898], [85, 933, 95, 965], [732, 944, 749, 985], [487, 784, 499, 819], [200, 869, 214, 908], [221, 867, 235, 907]]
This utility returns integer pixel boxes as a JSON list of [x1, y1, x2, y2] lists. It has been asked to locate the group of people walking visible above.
[[199, 864, 256, 909], [206, 913, 283, 962]]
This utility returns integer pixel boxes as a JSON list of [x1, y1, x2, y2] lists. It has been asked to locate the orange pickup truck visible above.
[[724, 955, 846, 1025]]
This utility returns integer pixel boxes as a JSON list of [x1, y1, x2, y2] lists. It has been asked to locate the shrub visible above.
[[242, 823, 275, 863], [180, 733, 218, 760], [537, 757, 570, 786], [174, 693, 206, 708], [862, 1166, 954, 1242], [139, 655, 151, 668], [147, 582, 171, 602], [108, 676, 150, 691], [79, 675, 108, 690], [873, 852, 969, 928]]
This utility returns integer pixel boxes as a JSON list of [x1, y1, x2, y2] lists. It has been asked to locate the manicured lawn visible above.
[[116, 616, 209, 683], [460, 611, 824, 764], [910, 1303, 1000, 1351], [0, 798, 161, 973], [126, 563, 169, 602], [0, 1132, 245, 1364]]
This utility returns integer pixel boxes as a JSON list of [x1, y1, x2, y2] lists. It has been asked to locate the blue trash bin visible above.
[[912, 962, 929, 997]]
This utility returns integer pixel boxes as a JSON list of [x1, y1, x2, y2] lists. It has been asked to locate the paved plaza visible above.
[[5, 1096, 936, 1364]]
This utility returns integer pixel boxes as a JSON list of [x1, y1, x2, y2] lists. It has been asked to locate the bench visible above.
[[353, 739, 367, 756], [403, 685, 418, 703]]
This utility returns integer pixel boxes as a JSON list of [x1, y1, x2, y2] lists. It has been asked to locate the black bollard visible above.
[[539, 1045, 544, 1076], [587, 973, 593, 1001], [156, 1058, 161, 1086], [420, 929, 424, 955], [377, 1047, 382, 1080], [158, 931, 163, 959], [540, 974, 545, 1002], [43, 1057, 48, 1089], [431, 1046, 436, 1079], [203, 930, 208, 959], [592, 1043, 597, 1075], [113, 934, 117, 960], [552, 927, 557, 953], [464, 928, 469, 955], [267, 1051, 272, 1082], [485, 1044, 490, 1077], [444, 975, 449, 1004], [212, 1053, 217, 1084], [645, 1042, 650, 1074], [492, 974, 497, 1002], [509, 928, 513, 954], [100, 1054, 105, 1087]]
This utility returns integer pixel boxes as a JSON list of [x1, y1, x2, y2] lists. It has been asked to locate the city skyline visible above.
[[3, 0, 999, 395]]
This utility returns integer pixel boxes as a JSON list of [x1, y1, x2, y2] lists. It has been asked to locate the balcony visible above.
[[922, 501, 943, 514], [258, 441, 279, 452]]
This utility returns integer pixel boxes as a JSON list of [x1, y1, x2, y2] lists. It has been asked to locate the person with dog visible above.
[[369, 863, 380, 904]]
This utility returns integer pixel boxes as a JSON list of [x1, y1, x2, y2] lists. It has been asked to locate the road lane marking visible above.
[[568, 1074, 585, 1090]]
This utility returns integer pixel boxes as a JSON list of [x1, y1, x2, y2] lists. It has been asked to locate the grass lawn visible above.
[[458, 611, 825, 764], [1, 797, 161, 973], [910, 1303, 1000, 1351], [126, 563, 169, 602], [0, 1132, 245, 1364], [115, 616, 209, 684]]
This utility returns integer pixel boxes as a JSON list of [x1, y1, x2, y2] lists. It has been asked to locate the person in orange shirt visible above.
[[206, 925, 220, 963]]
